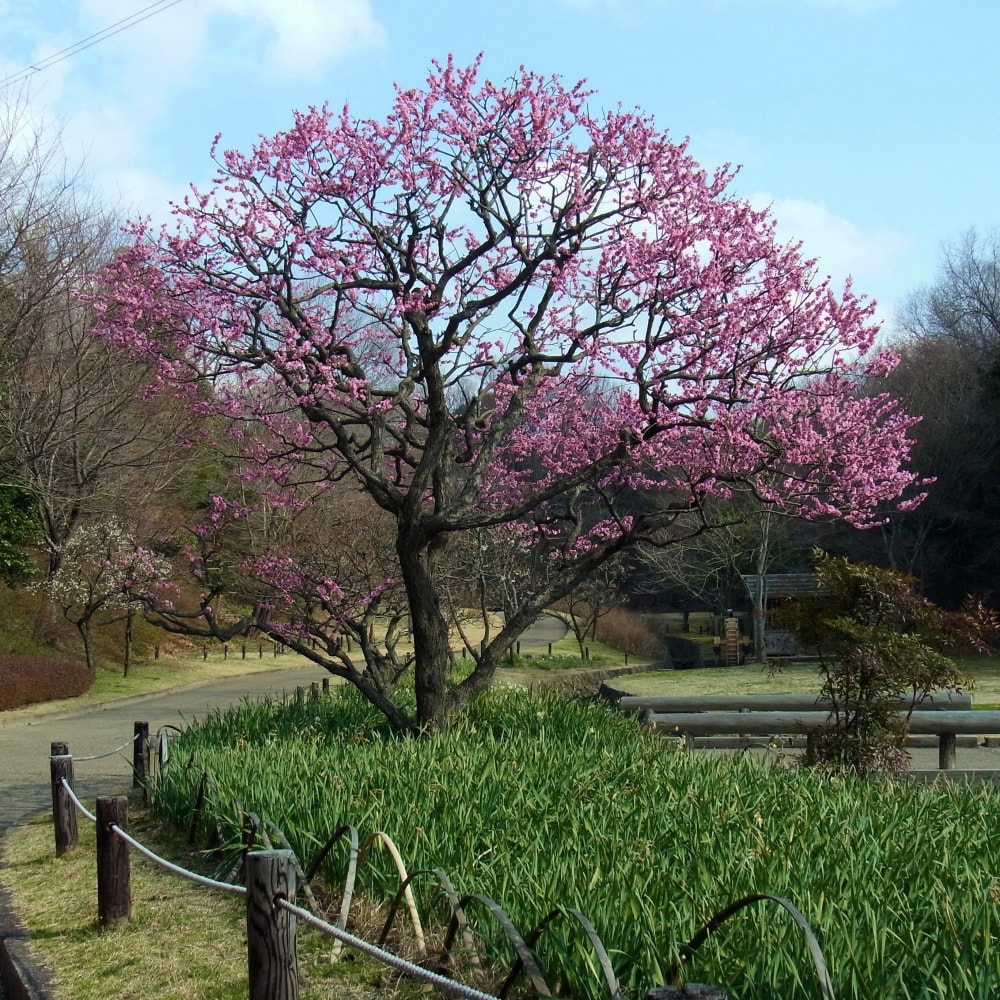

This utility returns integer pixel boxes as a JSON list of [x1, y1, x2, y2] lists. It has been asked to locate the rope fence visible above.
[[44, 717, 836, 1000], [280, 895, 501, 1000], [48, 727, 515, 1000], [73, 733, 140, 761]]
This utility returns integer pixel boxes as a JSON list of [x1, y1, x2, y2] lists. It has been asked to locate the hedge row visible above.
[[0, 655, 92, 711]]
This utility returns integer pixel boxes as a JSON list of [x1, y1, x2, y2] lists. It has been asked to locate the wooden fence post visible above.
[[321, 678, 330, 696], [310, 682, 320, 701], [50, 742, 77, 857], [96, 796, 131, 926], [132, 721, 150, 789], [246, 850, 298, 1000]]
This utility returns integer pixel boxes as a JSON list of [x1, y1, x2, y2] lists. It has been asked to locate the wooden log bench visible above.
[[613, 692, 995, 770]]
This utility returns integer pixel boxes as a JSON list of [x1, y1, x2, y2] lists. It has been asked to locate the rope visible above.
[[73, 734, 140, 761], [59, 777, 97, 822], [110, 826, 247, 895], [278, 897, 501, 1000], [58, 778, 246, 894], [59, 772, 494, 998]]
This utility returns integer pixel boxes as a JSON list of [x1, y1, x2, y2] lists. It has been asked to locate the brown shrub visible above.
[[593, 607, 661, 656], [0, 655, 93, 711]]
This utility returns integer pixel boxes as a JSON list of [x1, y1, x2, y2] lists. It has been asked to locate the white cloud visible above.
[[0, 0, 387, 216], [205, 0, 385, 77], [549, 0, 900, 11], [751, 192, 910, 324]]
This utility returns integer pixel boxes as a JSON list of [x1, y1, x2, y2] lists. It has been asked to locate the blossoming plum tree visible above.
[[94, 57, 924, 730], [42, 519, 171, 675]]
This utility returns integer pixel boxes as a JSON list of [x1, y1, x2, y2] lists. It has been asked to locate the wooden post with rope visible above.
[[49, 741, 77, 857], [96, 795, 131, 926], [246, 850, 298, 1000], [132, 721, 150, 789]]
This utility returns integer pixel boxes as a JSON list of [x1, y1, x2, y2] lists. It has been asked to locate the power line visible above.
[[0, 0, 186, 93]]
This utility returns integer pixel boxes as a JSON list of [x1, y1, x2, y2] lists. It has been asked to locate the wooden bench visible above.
[[611, 692, 995, 770]]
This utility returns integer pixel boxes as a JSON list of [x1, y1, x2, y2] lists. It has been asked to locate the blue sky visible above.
[[2, 0, 998, 335]]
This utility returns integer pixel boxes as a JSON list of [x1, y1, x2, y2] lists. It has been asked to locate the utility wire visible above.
[[0, 0, 185, 93]]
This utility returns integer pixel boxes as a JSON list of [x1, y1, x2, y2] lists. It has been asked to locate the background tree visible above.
[[850, 228, 1000, 605], [442, 523, 531, 657], [0, 476, 39, 584], [637, 493, 808, 657], [95, 58, 924, 731], [42, 519, 171, 675], [0, 97, 197, 591], [558, 557, 625, 659]]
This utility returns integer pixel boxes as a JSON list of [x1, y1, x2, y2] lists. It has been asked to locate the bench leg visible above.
[[938, 732, 957, 770]]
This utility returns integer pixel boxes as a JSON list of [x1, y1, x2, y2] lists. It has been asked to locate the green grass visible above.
[[146, 687, 1000, 1000], [615, 653, 999, 702], [0, 798, 424, 1000]]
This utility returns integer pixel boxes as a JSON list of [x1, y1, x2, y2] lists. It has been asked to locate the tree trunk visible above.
[[123, 607, 134, 677], [397, 533, 452, 730], [752, 511, 772, 664], [79, 621, 96, 675]]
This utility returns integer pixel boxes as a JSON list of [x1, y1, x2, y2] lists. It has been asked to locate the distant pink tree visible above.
[[93, 57, 924, 730]]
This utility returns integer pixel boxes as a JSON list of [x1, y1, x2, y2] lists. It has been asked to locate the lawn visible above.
[[615, 654, 999, 704], [5, 619, 998, 999]]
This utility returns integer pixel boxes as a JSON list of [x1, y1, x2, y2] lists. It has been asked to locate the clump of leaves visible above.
[[0, 477, 40, 584], [779, 551, 996, 775]]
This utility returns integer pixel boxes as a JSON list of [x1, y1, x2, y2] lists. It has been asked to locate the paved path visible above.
[[515, 611, 569, 650], [0, 613, 569, 835], [0, 665, 331, 836]]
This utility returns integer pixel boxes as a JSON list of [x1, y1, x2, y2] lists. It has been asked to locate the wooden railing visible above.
[[608, 690, 999, 772]]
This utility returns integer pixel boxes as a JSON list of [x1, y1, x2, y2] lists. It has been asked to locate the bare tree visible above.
[[900, 228, 1000, 360], [557, 558, 625, 659], [638, 495, 805, 661], [0, 98, 196, 588], [866, 227, 1000, 604]]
